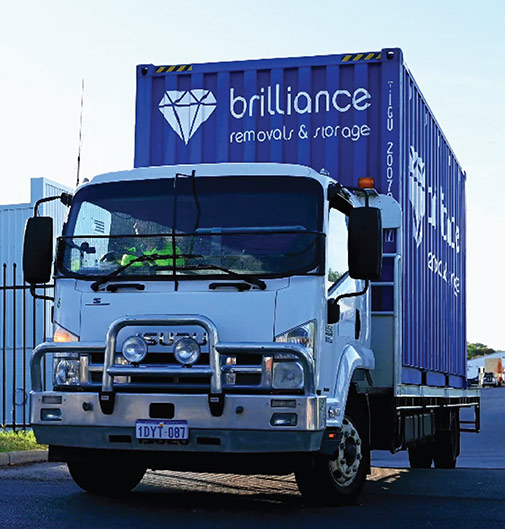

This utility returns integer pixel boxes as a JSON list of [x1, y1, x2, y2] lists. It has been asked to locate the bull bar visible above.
[[31, 314, 316, 402]]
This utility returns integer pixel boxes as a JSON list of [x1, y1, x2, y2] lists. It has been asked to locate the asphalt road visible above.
[[0, 389, 502, 529], [1, 463, 504, 529]]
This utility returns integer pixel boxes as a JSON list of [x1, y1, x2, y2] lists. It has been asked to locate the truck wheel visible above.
[[68, 460, 146, 495], [433, 412, 460, 469], [295, 400, 369, 505], [408, 442, 433, 468]]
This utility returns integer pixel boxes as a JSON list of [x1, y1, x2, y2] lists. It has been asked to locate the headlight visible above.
[[54, 355, 80, 386], [53, 323, 79, 343], [275, 320, 316, 356], [174, 337, 201, 366], [272, 362, 304, 389], [122, 336, 148, 364]]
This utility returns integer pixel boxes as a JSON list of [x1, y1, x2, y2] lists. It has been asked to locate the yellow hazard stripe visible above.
[[341, 52, 381, 63], [155, 65, 193, 74]]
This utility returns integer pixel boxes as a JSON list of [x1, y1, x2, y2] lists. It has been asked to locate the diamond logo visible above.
[[158, 89, 217, 144], [408, 146, 426, 247]]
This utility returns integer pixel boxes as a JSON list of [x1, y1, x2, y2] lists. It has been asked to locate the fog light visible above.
[[174, 337, 201, 366], [122, 336, 148, 364], [41, 408, 62, 421], [270, 413, 298, 427]]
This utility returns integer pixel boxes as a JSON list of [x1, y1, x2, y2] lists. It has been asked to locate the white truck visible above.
[[24, 49, 480, 504]]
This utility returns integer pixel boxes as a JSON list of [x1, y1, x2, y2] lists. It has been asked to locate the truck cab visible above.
[[25, 162, 390, 503]]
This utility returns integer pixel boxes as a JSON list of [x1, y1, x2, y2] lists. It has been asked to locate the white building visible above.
[[0, 177, 70, 427]]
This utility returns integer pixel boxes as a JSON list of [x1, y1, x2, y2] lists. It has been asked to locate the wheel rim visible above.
[[328, 416, 362, 487]]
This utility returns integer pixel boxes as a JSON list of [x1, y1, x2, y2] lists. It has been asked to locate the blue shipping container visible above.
[[134, 48, 466, 388]]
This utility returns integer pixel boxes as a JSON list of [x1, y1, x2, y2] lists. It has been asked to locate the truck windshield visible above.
[[58, 175, 324, 281]]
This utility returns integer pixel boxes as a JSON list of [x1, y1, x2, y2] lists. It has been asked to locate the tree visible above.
[[467, 342, 495, 360], [328, 268, 343, 283]]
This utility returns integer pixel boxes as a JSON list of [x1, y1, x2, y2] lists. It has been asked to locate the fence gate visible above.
[[1, 263, 53, 430]]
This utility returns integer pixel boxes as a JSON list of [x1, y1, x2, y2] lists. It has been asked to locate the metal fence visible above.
[[1, 263, 53, 430]]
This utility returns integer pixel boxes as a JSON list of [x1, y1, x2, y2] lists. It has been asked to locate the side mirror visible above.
[[348, 207, 382, 280], [327, 298, 340, 324], [23, 217, 53, 284]]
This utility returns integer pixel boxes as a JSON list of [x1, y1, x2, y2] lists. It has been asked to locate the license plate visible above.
[[135, 419, 189, 440]]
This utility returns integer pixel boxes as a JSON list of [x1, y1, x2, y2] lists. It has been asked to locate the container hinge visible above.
[[99, 391, 116, 415], [208, 393, 225, 417]]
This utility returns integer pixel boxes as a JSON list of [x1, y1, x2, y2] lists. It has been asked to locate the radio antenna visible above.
[[76, 79, 85, 188]]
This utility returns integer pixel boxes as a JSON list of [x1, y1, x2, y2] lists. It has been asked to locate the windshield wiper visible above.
[[90, 253, 163, 292], [177, 263, 267, 290], [90, 256, 267, 292]]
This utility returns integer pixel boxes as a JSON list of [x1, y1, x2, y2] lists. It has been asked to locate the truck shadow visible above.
[[64, 466, 505, 525]]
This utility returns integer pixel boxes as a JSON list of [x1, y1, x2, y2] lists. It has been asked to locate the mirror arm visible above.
[[335, 279, 370, 305], [344, 187, 373, 207], [34, 193, 73, 217]]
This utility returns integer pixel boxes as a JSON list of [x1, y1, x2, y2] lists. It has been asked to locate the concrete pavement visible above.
[[0, 449, 47, 468]]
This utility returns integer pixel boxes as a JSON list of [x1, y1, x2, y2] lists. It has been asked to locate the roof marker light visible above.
[[358, 177, 375, 189]]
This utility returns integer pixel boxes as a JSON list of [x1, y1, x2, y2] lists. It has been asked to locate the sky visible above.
[[0, 0, 504, 348]]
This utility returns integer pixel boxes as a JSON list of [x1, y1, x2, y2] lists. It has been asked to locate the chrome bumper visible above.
[[31, 314, 325, 453], [31, 392, 326, 452]]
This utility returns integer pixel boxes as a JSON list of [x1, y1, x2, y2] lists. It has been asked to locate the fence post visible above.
[[2, 264, 6, 429], [22, 276, 27, 429], [12, 263, 17, 432], [0, 263, 54, 429]]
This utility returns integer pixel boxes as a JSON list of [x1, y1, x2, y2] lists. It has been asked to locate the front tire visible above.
[[68, 459, 146, 495], [295, 399, 369, 505]]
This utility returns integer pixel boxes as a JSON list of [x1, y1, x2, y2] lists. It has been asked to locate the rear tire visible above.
[[408, 441, 434, 468], [295, 398, 369, 505], [433, 411, 460, 469], [68, 459, 146, 495]]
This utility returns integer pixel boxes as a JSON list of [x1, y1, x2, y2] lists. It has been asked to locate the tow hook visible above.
[[208, 393, 225, 417], [99, 391, 116, 414]]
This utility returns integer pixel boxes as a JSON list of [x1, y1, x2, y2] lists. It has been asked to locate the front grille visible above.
[[89, 351, 211, 367], [83, 346, 264, 393], [235, 373, 262, 385]]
